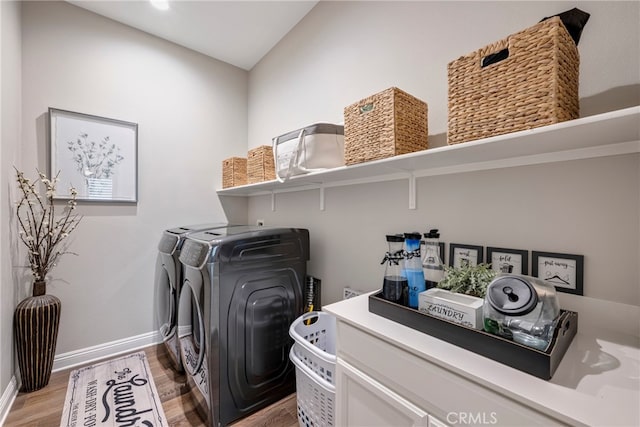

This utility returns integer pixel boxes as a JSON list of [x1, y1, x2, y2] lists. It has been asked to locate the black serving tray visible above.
[[368, 291, 577, 380]]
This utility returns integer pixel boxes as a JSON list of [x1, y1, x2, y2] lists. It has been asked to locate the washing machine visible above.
[[177, 226, 309, 426], [154, 222, 234, 372]]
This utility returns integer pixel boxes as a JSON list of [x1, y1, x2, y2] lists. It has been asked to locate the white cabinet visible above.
[[323, 294, 640, 427], [333, 320, 558, 426], [336, 358, 430, 427]]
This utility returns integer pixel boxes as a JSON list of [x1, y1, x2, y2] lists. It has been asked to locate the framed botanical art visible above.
[[487, 247, 529, 275], [49, 108, 138, 203], [449, 244, 483, 268], [532, 251, 584, 295]]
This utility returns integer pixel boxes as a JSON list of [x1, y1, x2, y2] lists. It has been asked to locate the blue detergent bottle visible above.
[[403, 232, 425, 308]]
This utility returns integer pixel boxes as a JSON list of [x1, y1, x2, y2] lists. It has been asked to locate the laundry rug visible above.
[[60, 351, 167, 427]]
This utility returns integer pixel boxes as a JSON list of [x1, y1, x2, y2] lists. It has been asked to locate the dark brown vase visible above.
[[14, 280, 61, 392]]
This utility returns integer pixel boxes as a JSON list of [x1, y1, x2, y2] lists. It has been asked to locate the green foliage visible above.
[[437, 263, 496, 298]]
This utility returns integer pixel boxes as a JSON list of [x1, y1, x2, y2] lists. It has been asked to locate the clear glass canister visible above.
[[422, 229, 444, 289], [483, 274, 560, 351], [381, 234, 407, 304]]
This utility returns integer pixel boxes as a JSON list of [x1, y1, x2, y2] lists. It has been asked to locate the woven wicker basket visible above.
[[447, 16, 579, 145], [344, 87, 428, 165], [222, 157, 247, 188], [247, 145, 276, 184]]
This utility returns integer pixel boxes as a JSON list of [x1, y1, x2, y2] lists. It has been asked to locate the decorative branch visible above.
[[14, 168, 82, 283]]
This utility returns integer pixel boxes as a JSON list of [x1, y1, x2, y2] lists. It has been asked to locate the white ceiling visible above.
[[67, 1, 319, 70]]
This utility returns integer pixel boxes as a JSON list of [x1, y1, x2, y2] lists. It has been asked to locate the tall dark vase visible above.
[[14, 280, 61, 392]]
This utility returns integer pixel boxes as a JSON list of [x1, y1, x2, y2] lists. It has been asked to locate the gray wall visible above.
[[1, 0, 639, 408], [18, 1, 248, 357], [247, 1, 640, 308], [0, 0, 22, 407]]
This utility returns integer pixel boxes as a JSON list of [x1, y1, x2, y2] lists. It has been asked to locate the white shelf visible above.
[[217, 107, 640, 200]]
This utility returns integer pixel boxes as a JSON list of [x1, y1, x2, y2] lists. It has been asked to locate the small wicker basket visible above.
[[222, 157, 247, 188], [447, 16, 579, 145], [344, 87, 428, 165], [247, 145, 276, 184]]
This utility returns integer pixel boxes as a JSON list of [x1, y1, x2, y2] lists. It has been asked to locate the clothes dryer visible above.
[[178, 226, 309, 426], [154, 223, 233, 372]]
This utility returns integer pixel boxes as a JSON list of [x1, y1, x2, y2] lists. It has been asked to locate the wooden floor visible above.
[[4, 344, 299, 427]]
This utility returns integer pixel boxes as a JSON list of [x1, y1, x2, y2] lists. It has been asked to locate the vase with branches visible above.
[[13, 168, 82, 392], [15, 167, 82, 294]]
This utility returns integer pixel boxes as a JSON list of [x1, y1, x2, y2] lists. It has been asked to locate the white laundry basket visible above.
[[289, 311, 337, 427]]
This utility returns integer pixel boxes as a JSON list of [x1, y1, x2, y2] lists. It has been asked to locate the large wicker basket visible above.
[[344, 87, 428, 165], [247, 145, 276, 184], [222, 157, 247, 188], [447, 16, 579, 145]]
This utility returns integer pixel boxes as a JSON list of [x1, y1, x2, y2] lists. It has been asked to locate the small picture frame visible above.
[[49, 107, 138, 203], [532, 251, 584, 295], [486, 247, 529, 275], [449, 244, 483, 268], [420, 241, 446, 265]]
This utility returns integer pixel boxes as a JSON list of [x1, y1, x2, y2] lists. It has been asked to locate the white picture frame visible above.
[[49, 108, 138, 203]]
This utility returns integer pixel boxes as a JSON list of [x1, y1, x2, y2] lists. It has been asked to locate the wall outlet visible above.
[[343, 287, 363, 300], [256, 219, 265, 226]]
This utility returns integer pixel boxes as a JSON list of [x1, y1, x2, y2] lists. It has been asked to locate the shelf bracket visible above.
[[319, 185, 326, 211], [271, 191, 276, 212], [408, 173, 416, 210]]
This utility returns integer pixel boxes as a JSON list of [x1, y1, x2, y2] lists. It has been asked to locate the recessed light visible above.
[[150, 0, 169, 11]]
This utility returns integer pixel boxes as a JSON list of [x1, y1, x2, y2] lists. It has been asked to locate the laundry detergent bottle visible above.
[[403, 232, 425, 308]]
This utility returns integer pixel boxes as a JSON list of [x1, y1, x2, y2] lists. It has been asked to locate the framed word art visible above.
[[532, 251, 584, 295], [449, 244, 483, 268], [49, 108, 138, 203], [487, 247, 529, 275]]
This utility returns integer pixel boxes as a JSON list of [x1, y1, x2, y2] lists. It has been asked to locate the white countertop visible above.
[[324, 293, 640, 427]]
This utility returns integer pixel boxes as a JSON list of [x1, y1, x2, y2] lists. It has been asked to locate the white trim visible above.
[[0, 376, 18, 426], [52, 330, 162, 372]]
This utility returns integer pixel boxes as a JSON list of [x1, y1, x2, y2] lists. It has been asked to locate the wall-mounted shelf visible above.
[[217, 106, 640, 210]]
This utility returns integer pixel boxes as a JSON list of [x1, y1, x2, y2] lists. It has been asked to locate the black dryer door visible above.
[[225, 268, 299, 411]]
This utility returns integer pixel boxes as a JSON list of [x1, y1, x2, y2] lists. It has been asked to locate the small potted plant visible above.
[[437, 263, 496, 298], [418, 264, 496, 329]]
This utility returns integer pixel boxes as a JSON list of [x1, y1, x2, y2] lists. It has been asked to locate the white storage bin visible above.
[[273, 123, 344, 181], [289, 311, 336, 384], [289, 311, 337, 427], [290, 348, 335, 427]]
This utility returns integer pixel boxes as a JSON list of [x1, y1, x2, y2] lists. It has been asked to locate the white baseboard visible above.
[[0, 376, 18, 426], [52, 330, 163, 372]]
